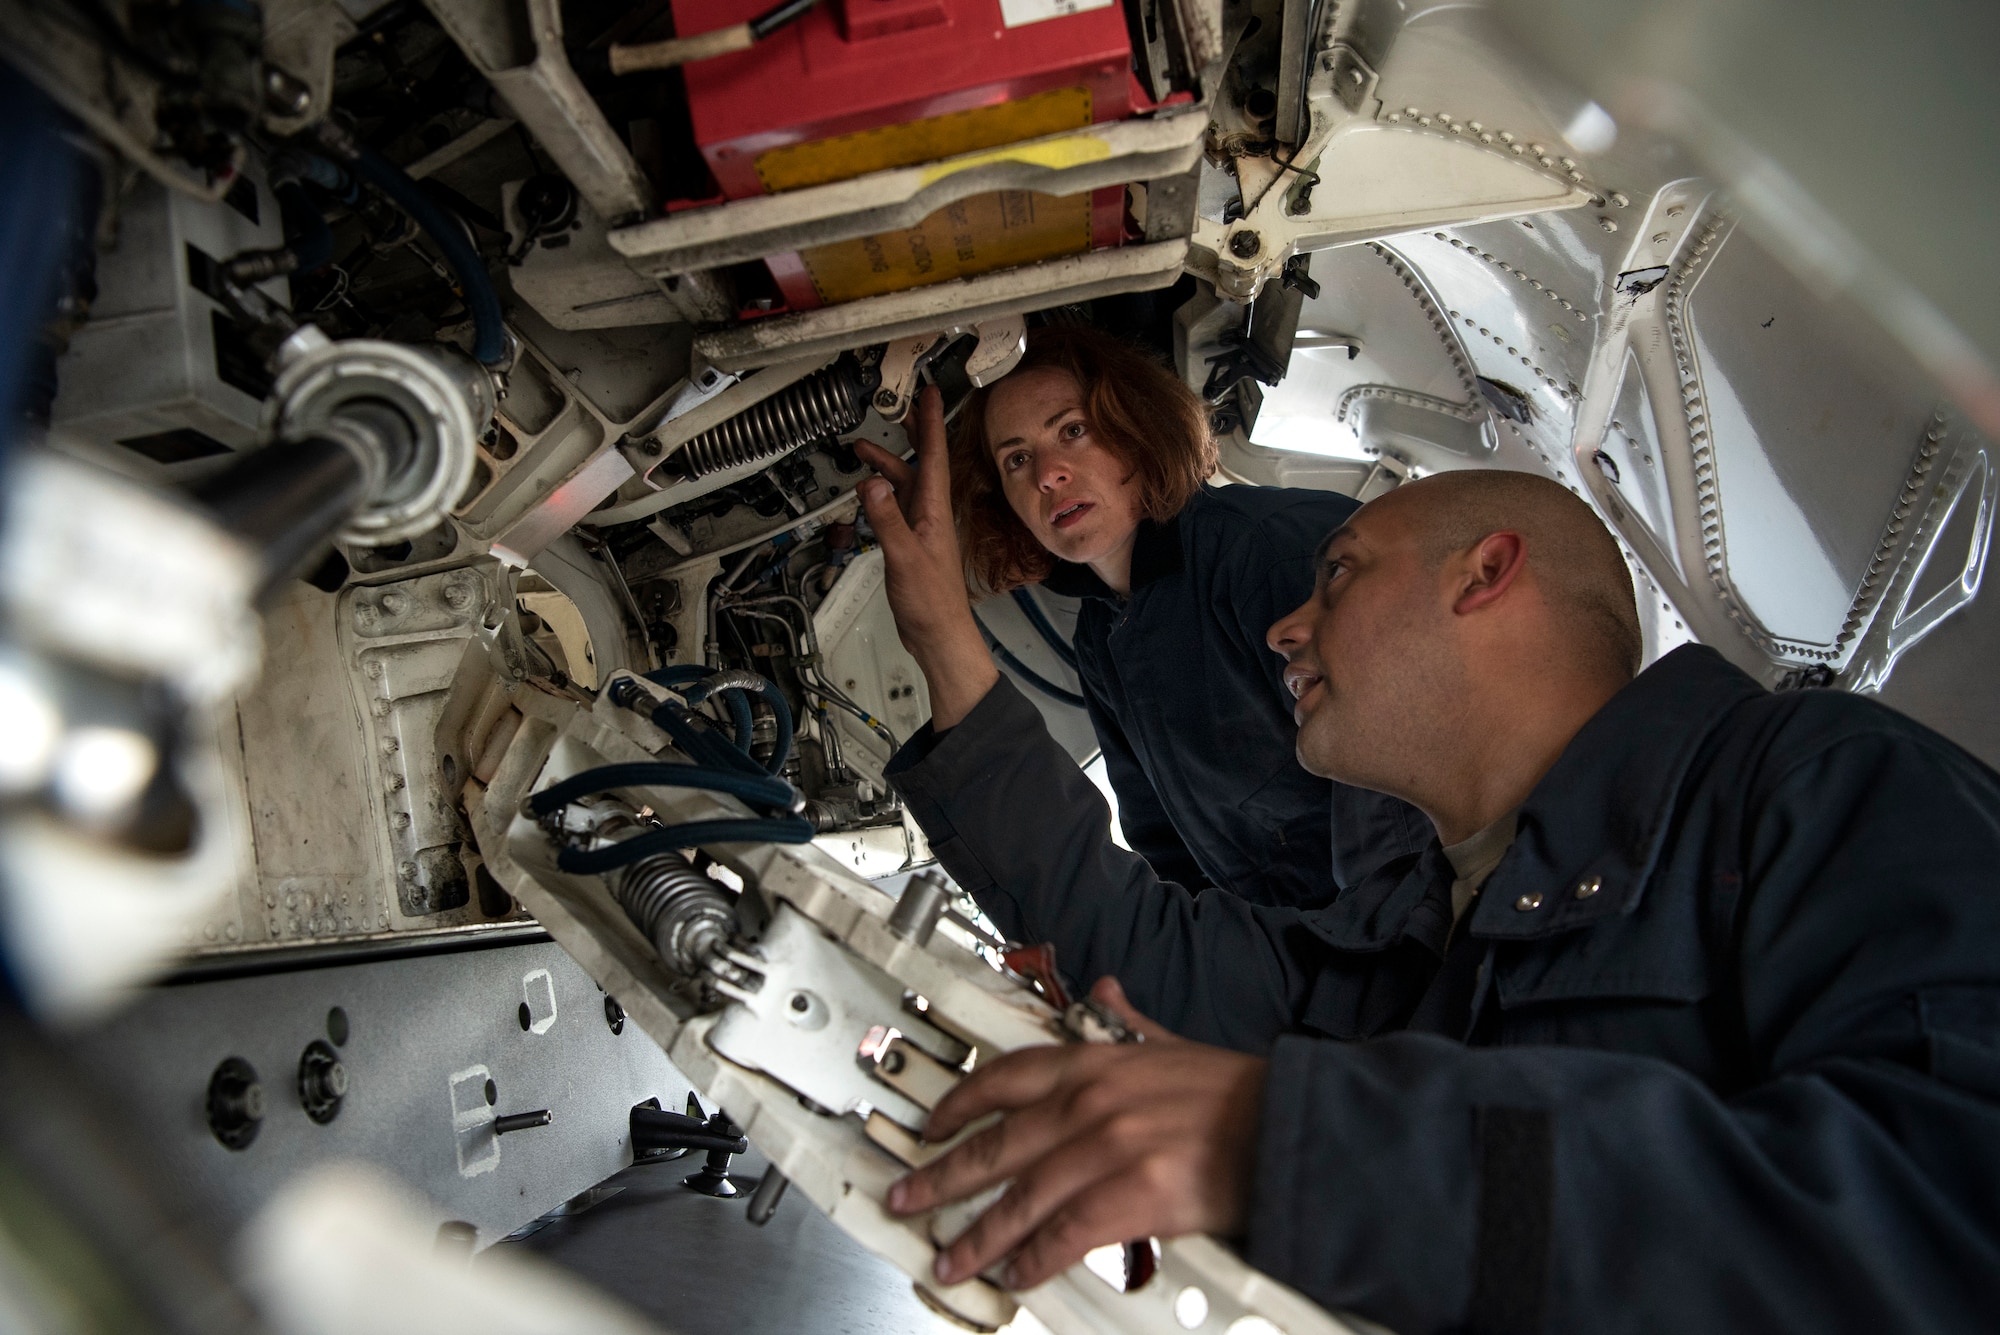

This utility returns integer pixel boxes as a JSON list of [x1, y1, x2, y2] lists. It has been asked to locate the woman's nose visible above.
[[1035, 456, 1070, 489]]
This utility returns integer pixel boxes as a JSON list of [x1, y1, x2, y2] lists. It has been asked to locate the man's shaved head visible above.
[[1271, 467, 1647, 842], [1385, 470, 1643, 679]]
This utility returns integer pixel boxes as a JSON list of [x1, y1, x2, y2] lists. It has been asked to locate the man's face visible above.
[[1266, 495, 1458, 790]]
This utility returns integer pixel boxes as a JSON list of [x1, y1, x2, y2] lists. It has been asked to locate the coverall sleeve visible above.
[[1076, 651, 1212, 891], [1246, 725, 2000, 1335], [887, 676, 1321, 1052]]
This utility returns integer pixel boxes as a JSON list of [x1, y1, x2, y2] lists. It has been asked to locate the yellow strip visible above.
[[918, 133, 1111, 186], [755, 86, 1091, 193]]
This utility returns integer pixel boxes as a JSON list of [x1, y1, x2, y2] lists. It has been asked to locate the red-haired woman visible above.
[[861, 326, 1427, 909]]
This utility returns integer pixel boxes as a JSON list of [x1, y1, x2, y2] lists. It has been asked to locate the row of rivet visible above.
[[1345, 244, 1483, 419], [1431, 231, 1590, 322], [1658, 213, 1837, 663], [1446, 308, 1578, 403], [1381, 106, 1593, 192], [1835, 412, 1950, 645]]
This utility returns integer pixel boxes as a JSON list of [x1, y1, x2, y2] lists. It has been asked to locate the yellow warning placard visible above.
[[799, 189, 1091, 305], [755, 87, 1092, 193]]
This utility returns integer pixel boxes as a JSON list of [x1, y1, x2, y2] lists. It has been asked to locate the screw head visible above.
[[1228, 230, 1262, 259], [873, 389, 898, 410]]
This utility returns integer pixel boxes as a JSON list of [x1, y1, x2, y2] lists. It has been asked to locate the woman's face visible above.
[[983, 366, 1146, 567]]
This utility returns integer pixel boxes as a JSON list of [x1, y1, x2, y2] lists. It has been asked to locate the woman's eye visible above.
[[1062, 420, 1086, 439], [1005, 451, 1029, 472]]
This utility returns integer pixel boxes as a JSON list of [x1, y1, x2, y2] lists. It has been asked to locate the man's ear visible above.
[[1452, 531, 1527, 615]]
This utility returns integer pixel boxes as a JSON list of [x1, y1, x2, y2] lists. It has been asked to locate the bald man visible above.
[[859, 431, 2000, 1334]]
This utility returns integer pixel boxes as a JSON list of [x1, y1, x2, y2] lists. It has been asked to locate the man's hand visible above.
[[855, 387, 999, 730], [886, 978, 1267, 1291]]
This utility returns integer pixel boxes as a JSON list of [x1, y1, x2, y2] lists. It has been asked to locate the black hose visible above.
[[527, 762, 797, 817], [558, 817, 816, 873], [974, 613, 1086, 708], [277, 181, 333, 273], [316, 131, 507, 365], [1010, 587, 1077, 670]]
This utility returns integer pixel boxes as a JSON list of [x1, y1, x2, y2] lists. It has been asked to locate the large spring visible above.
[[612, 849, 734, 977], [672, 358, 868, 480]]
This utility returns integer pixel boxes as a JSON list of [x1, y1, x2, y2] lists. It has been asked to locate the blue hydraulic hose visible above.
[[685, 674, 795, 775], [719, 688, 756, 754], [651, 703, 770, 777], [558, 817, 816, 873], [973, 613, 1087, 708], [1010, 587, 1077, 670], [337, 141, 507, 366], [528, 762, 797, 817]]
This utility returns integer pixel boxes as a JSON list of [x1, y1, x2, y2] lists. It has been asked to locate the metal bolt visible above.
[[1597, 217, 1619, 233], [1575, 875, 1602, 900], [381, 592, 408, 616], [1228, 230, 1261, 259], [874, 388, 898, 410], [264, 67, 312, 116], [442, 582, 474, 611], [1514, 891, 1545, 912]]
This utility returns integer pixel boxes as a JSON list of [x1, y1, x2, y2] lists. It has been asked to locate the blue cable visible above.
[[1010, 587, 1077, 670], [685, 675, 795, 775], [558, 817, 816, 873], [973, 613, 1087, 709], [650, 702, 769, 777], [335, 142, 507, 366], [527, 762, 796, 817]]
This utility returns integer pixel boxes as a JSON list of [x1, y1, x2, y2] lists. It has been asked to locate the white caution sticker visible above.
[[998, 0, 1113, 29]]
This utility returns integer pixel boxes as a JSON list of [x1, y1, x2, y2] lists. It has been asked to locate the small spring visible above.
[[612, 849, 733, 976], [673, 359, 867, 480]]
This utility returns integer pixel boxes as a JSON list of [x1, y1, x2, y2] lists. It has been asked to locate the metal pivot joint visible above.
[[887, 869, 952, 947]]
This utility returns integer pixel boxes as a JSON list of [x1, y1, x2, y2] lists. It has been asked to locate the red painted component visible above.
[[673, 0, 1136, 200]]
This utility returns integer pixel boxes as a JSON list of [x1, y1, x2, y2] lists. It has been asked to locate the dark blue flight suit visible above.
[[1042, 484, 1429, 908], [886, 645, 2000, 1333]]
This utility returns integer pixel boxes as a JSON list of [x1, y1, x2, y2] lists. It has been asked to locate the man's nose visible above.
[[1267, 595, 1316, 656]]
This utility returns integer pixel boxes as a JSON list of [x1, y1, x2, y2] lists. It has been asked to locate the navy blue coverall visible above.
[[886, 645, 2000, 1333], [1042, 484, 1429, 908]]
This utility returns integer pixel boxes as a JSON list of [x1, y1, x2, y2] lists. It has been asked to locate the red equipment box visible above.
[[672, 0, 1137, 310]]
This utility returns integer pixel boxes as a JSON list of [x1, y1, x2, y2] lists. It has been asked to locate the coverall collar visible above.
[[1040, 497, 1195, 600], [1307, 645, 1765, 952]]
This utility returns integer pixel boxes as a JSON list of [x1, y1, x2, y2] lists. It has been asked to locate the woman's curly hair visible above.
[[953, 326, 1217, 592]]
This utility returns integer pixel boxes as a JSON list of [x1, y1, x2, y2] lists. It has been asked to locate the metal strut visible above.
[[672, 358, 870, 480]]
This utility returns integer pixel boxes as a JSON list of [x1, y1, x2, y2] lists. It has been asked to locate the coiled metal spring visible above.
[[612, 848, 734, 976], [672, 359, 868, 480]]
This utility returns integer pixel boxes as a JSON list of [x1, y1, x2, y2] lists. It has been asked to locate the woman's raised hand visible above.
[[856, 387, 999, 730]]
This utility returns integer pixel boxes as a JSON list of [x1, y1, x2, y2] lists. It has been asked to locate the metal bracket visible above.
[[1845, 447, 1997, 693]]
